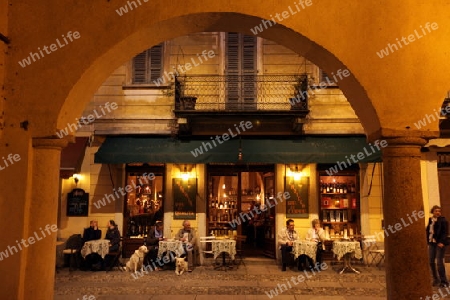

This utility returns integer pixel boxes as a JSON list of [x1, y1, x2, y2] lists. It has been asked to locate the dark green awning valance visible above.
[[94, 136, 383, 164]]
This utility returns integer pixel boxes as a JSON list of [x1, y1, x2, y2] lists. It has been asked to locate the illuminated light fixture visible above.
[[290, 165, 303, 181], [181, 165, 189, 181], [238, 136, 243, 161], [73, 174, 79, 187]]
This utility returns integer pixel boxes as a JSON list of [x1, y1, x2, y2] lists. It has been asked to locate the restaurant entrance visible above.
[[207, 164, 276, 258]]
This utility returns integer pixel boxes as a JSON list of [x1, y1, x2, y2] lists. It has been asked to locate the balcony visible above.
[[174, 74, 309, 112], [173, 75, 310, 136]]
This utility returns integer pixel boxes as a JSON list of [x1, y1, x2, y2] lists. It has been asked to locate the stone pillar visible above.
[[382, 137, 433, 299], [21, 138, 67, 300]]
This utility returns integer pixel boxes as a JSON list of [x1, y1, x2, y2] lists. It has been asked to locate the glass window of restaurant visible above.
[[122, 164, 165, 257], [317, 164, 360, 259]]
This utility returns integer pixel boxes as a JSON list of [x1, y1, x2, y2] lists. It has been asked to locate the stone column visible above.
[[382, 137, 433, 299], [22, 138, 67, 300]]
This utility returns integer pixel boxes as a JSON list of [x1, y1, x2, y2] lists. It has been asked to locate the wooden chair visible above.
[[62, 234, 83, 272], [234, 235, 246, 267], [105, 238, 125, 272]]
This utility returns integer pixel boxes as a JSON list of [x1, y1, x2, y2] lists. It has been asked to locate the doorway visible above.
[[207, 164, 275, 258]]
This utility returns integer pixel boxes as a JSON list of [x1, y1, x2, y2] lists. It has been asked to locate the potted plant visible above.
[[290, 74, 308, 110], [175, 75, 197, 110]]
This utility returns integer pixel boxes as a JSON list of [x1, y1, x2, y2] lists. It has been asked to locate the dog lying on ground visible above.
[[126, 245, 148, 273], [175, 257, 188, 275]]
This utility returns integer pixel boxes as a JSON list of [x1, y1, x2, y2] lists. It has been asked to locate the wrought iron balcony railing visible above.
[[174, 74, 309, 112]]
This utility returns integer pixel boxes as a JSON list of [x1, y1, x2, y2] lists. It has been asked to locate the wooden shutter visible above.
[[226, 33, 240, 108], [225, 33, 257, 110], [132, 43, 163, 84], [149, 44, 163, 83], [132, 51, 148, 84]]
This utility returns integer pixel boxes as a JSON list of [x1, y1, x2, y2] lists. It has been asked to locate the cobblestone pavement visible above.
[[55, 257, 389, 300]]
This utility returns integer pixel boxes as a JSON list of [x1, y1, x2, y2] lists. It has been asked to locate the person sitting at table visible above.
[[277, 219, 298, 271], [176, 220, 197, 272], [105, 220, 121, 252], [100, 220, 121, 270], [80, 220, 102, 271], [82, 220, 101, 243], [305, 218, 326, 271], [145, 220, 165, 271]]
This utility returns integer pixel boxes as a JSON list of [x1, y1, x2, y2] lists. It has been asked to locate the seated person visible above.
[[305, 218, 326, 271], [145, 220, 165, 270], [80, 220, 102, 270], [102, 220, 121, 270], [176, 220, 197, 272], [82, 220, 101, 243], [105, 220, 121, 252], [277, 218, 298, 271]]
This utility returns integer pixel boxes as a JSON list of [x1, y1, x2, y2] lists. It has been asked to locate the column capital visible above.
[[381, 137, 427, 158], [368, 128, 438, 144], [383, 136, 428, 147], [32, 137, 69, 149]]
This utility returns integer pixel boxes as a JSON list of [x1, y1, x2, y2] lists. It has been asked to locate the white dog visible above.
[[175, 257, 188, 275], [126, 245, 148, 273]]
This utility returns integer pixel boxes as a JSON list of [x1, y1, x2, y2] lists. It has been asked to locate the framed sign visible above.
[[285, 176, 309, 218], [67, 188, 89, 216], [173, 178, 196, 220]]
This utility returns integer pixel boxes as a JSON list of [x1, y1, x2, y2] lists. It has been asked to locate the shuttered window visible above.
[[226, 33, 257, 110], [132, 43, 164, 84]]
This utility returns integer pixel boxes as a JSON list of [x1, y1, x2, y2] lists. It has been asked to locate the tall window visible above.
[[132, 43, 164, 84], [226, 33, 257, 110]]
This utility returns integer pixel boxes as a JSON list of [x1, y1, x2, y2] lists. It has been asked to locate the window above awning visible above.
[[94, 136, 382, 164], [60, 137, 88, 178]]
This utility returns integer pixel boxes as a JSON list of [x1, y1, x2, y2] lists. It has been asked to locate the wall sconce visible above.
[[238, 136, 243, 161], [73, 174, 79, 187], [288, 165, 306, 181], [180, 164, 196, 181], [181, 165, 190, 181]]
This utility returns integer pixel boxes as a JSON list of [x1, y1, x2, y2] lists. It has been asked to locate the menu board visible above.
[[285, 176, 309, 218], [67, 188, 89, 216]]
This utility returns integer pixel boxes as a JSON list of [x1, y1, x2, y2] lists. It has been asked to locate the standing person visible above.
[[305, 219, 326, 271], [426, 205, 449, 287], [278, 219, 298, 271], [82, 220, 102, 243], [145, 220, 165, 270], [176, 220, 197, 272]]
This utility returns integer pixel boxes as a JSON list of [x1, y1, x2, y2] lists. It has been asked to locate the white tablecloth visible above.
[[332, 241, 362, 260], [211, 239, 236, 260], [292, 240, 318, 262], [157, 240, 184, 258], [81, 239, 110, 258]]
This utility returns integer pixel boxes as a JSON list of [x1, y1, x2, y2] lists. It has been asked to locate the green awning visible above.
[[94, 136, 383, 164]]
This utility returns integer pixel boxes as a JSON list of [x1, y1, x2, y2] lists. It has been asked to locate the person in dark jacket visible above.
[[82, 220, 102, 243], [105, 220, 121, 252], [145, 220, 165, 270], [426, 205, 449, 287]]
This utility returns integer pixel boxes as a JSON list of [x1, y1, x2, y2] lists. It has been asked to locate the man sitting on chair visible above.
[[278, 219, 298, 271], [145, 220, 165, 270], [176, 220, 197, 272]]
